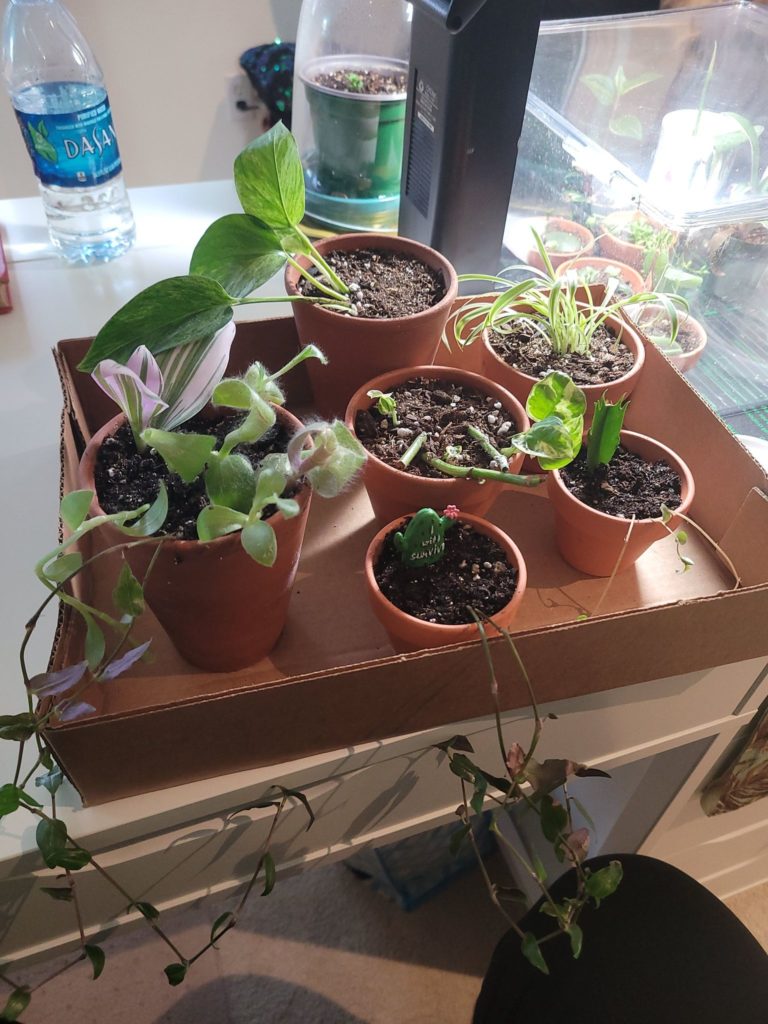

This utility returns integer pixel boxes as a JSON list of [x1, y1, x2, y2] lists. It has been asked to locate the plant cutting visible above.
[[365, 506, 527, 652], [452, 229, 673, 417], [581, 64, 661, 142], [526, 216, 594, 272], [78, 121, 458, 419], [629, 302, 708, 373], [347, 367, 586, 523], [78, 343, 366, 670], [599, 211, 675, 275], [547, 395, 695, 576]]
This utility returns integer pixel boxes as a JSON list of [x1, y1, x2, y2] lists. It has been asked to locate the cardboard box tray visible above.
[[48, 313, 768, 804]]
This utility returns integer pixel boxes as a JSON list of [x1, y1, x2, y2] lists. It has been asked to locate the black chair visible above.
[[474, 854, 768, 1024]]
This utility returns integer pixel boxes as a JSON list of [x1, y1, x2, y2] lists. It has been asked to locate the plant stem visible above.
[[588, 516, 636, 620], [295, 228, 349, 295], [669, 510, 742, 588], [399, 432, 427, 468], [284, 255, 348, 303], [466, 426, 509, 470], [425, 456, 544, 487]]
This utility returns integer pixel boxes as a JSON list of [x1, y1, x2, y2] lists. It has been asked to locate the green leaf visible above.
[[60, 490, 93, 531], [17, 789, 42, 809], [261, 851, 276, 895], [470, 773, 488, 815], [273, 785, 315, 830], [196, 505, 248, 542], [507, 415, 580, 470], [35, 763, 64, 797], [142, 429, 216, 483], [0, 785, 20, 818], [219, 396, 275, 456], [521, 932, 549, 975], [526, 371, 586, 425], [448, 752, 477, 782], [54, 848, 91, 871], [83, 613, 106, 670], [241, 520, 277, 566], [112, 561, 144, 620], [36, 817, 68, 868], [586, 395, 629, 472], [303, 421, 367, 499], [40, 885, 74, 902], [449, 823, 471, 855], [190, 214, 287, 298], [78, 276, 235, 372], [133, 901, 160, 921], [1, 988, 31, 1022], [609, 113, 643, 140], [585, 860, 623, 907], [540, 795, 569, 844], [621, 70, 662, 94], [581, 73, 615, 106], [118, 481, 168, 537], [84, 944, 106, 980], [210, 911, 234, 948], [164, 962, 188, 986], [205, 453, 256, 513], [212, 378, 254, 409], [43, 552, 83, 584], [568, 922, 584, 959], [234, 121, 305, 231], [0, 714, 37, 742], [533, 855, 548, 884]]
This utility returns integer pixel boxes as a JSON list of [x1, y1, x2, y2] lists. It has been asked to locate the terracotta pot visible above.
[[77, 406, 311, 672], [481, 304, 645, 420], [346, 365, 529, 523], [285, 233, 459, 418], [547, 430, 695, 577], [365, 512, 528, 653], [599, 212, 669, 272], [527, 217, 595, 272], [631, 304, 708, 374], [556, 256, 646, 297]]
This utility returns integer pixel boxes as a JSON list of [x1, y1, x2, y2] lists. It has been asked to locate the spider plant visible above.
[[447, 228, 686, 356]]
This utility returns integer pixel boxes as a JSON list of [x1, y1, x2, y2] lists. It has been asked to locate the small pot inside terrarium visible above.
[[292, 0, 412, 232]]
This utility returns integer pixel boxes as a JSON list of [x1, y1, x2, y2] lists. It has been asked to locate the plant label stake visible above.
[[394, 506, 459, 567]]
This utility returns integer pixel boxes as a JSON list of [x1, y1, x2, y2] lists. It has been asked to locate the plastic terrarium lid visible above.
[[528, 1, 768, 230]]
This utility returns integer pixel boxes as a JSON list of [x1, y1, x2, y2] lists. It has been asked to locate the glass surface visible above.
[[507, 2, 768, 437]]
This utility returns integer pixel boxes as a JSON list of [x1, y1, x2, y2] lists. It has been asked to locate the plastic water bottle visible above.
[[2, 0, 135, 264]]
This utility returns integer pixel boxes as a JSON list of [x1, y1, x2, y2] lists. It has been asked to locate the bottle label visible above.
[[15, 97, 123, 188]]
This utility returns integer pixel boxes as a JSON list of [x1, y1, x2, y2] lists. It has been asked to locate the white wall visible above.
[[0, 0, 302, 198]]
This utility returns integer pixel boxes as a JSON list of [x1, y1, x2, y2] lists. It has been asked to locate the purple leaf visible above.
[[100, 640, 151, 681], [28, 661, 88, 697], [155, 321, 236, 430], [57, 701, 96, 722], [92, 346, 167, 437]]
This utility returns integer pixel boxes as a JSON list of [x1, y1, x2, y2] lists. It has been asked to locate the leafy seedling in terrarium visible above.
[[581, 65, 661, 141], [393, 506, 459, 567]]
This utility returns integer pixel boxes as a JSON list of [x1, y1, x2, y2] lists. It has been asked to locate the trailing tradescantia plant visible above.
[[77, 122, 359, 375]]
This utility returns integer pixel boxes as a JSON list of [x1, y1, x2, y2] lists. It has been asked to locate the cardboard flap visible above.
[[719, 487, 768, 587]]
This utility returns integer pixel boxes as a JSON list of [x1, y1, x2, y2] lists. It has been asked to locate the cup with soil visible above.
[[556, 256, 646, 301], [482, 304, 645, 421], [629, 303, 708, 374], [599, 211, 671, 272], [365, 508, 528, 653], [548, 430, 695, 577], [346, 365, 530, 523], [527, 217, 595, 273], [78, 405, 311, 672], [287, 233, 459, 417], [301, 56, 408, 201], [708, 222, 768, 303]]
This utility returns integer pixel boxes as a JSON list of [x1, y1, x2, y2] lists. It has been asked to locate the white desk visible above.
[[1, 184, 767, 964]]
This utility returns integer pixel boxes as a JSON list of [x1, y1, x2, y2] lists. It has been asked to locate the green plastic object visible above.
[[393, 507, 458, 567]]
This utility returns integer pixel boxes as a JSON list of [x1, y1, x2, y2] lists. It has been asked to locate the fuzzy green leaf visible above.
[[60, 490, 93, 532], [205, 454, 256, 513], [212, 378, 254, 410], [78, 276, 234, 372], [190, 214, 287, 298], [196, 505, 248, 542], [220, 397, 276, 457], [42, 552, 83, 584], [142, 430, 216, 484], [118, 481, 168, 538], [241, 520, 277, 566]]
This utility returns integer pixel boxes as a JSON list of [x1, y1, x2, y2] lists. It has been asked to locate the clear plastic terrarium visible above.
[[292, 0, 413, 232]]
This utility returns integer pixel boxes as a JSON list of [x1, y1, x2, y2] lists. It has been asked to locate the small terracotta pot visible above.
[[556, 256, 646, 297], [346, 365, 529, 524], [285, 233, 459, 418], [547, 430, 695, 577], [78, 406, 311, 672], [527, 217, 595, 272], [599, 212, 669, 272], [631, 304, 708, 374], [365, 512, 528, 653], [481, 304, 645, 420]]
